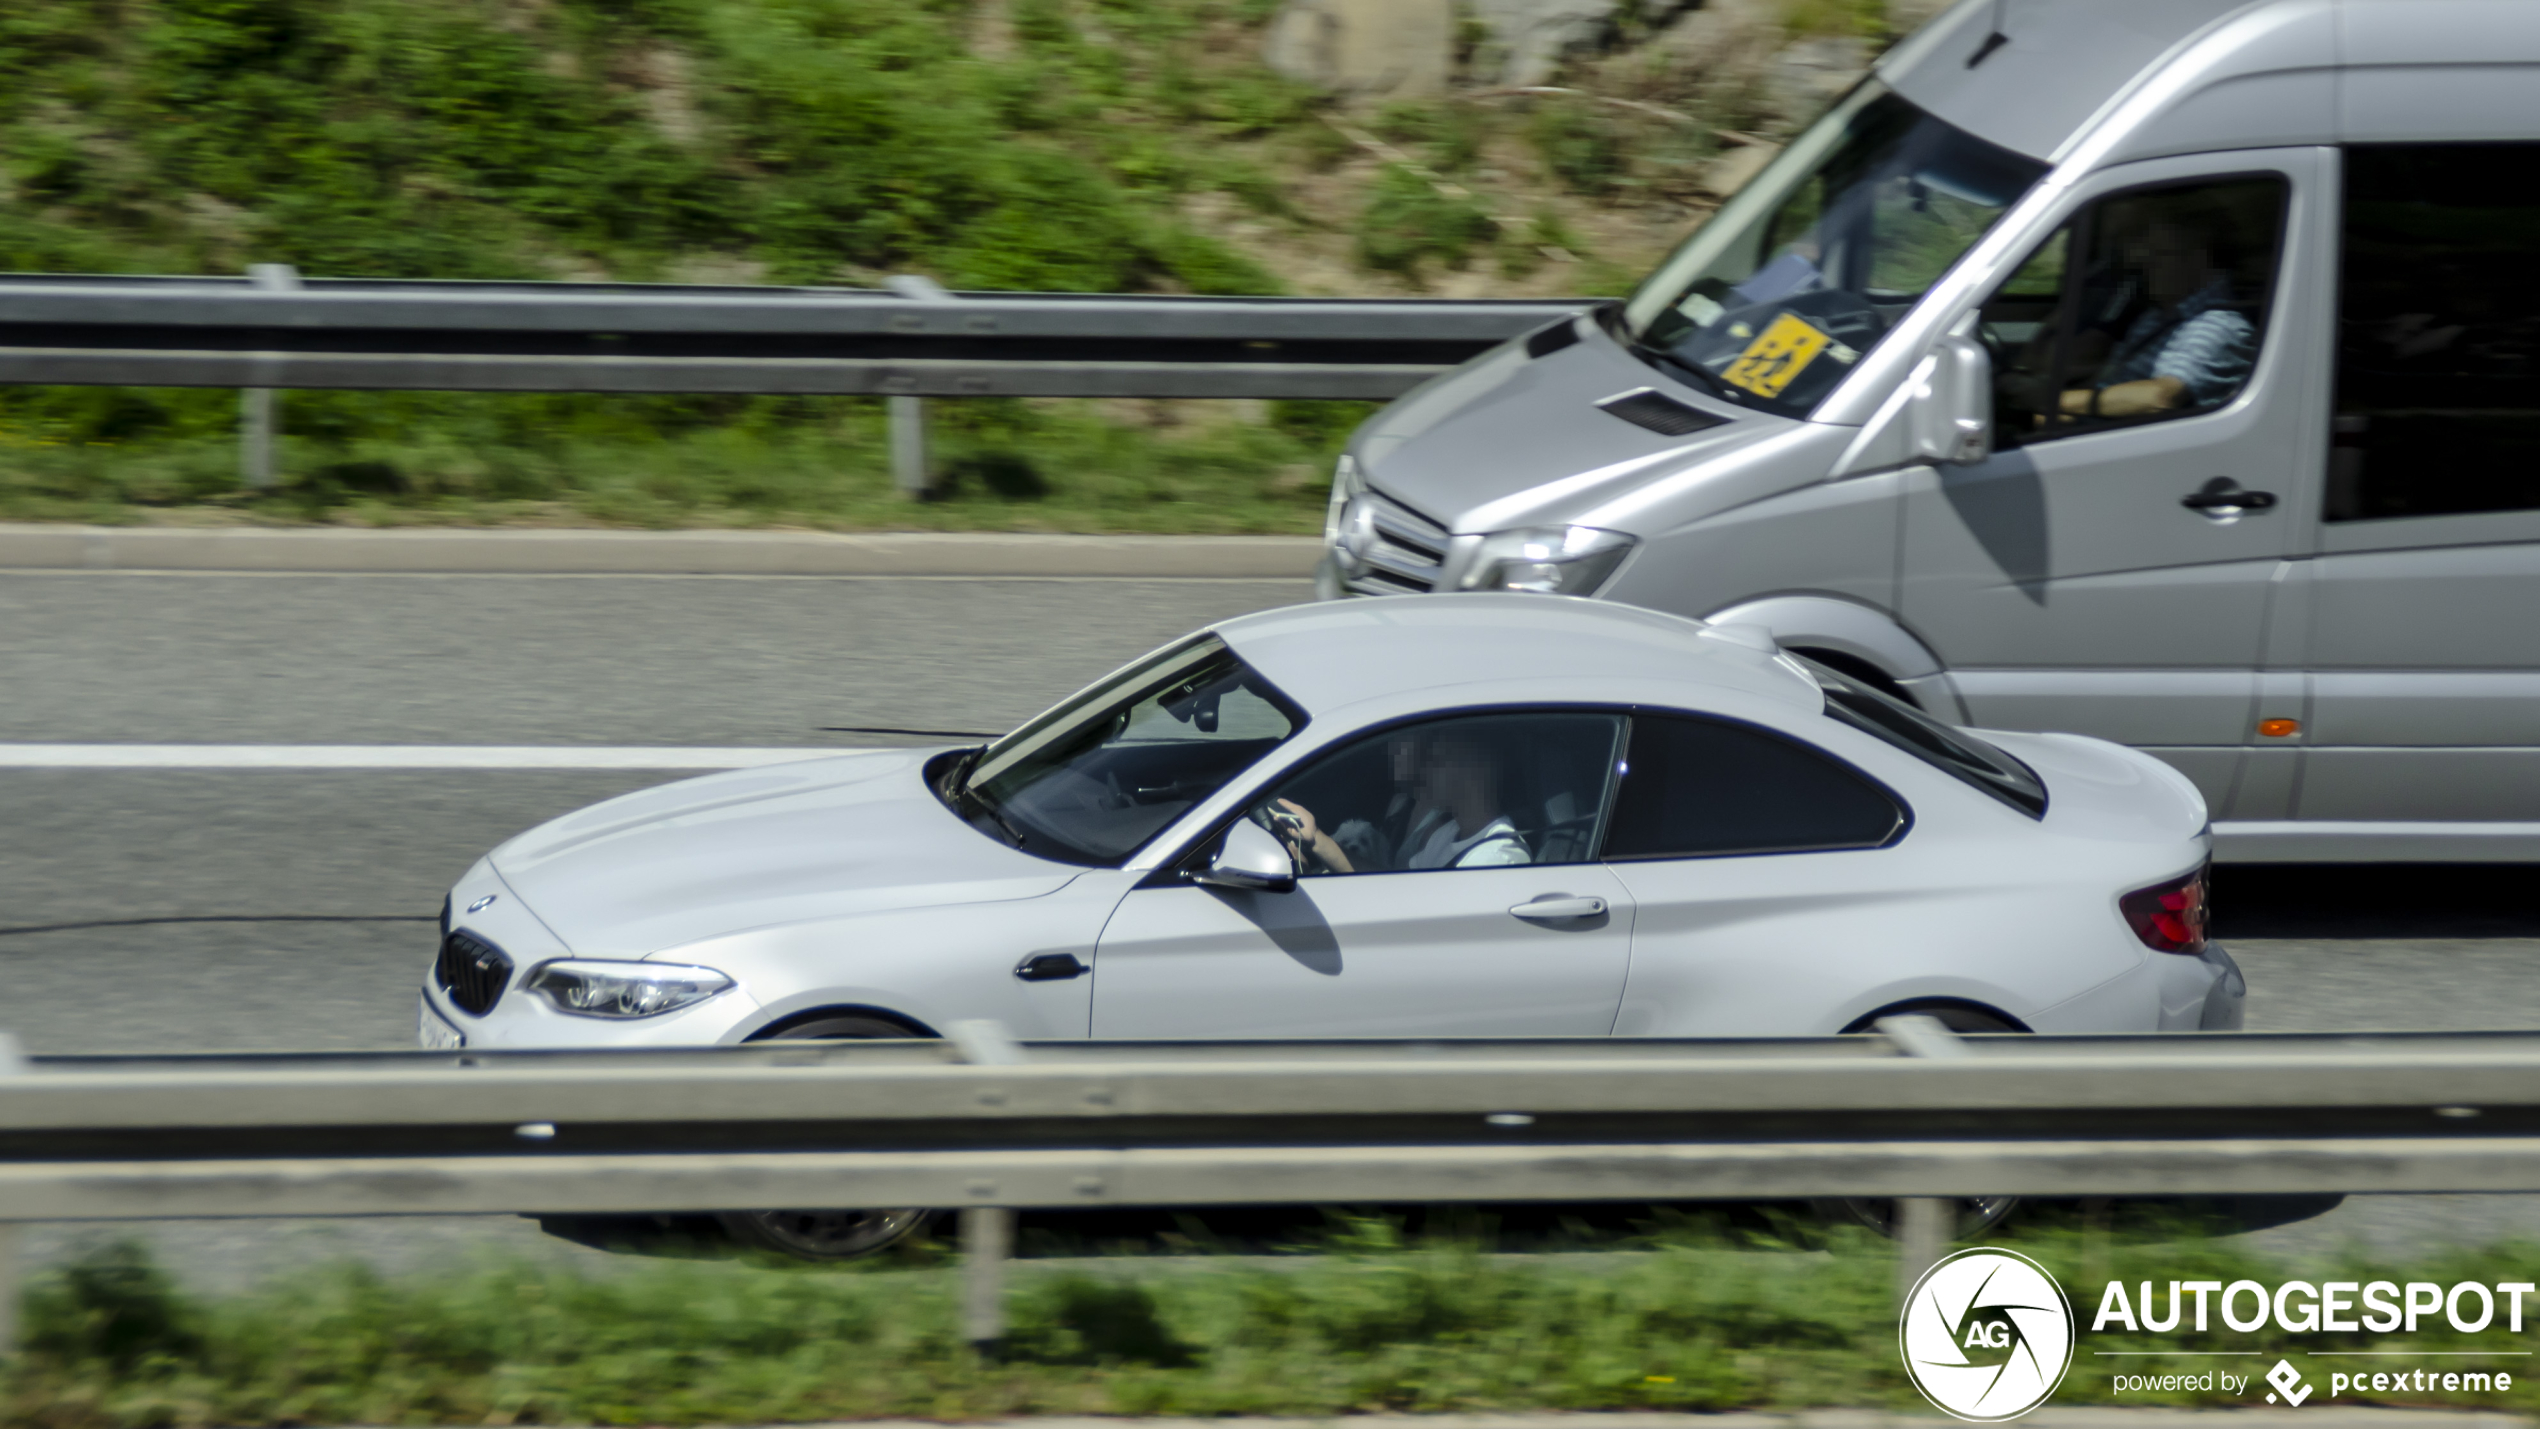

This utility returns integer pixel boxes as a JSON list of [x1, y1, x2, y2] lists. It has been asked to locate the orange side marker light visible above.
[[2258, 717, 2301, 738]]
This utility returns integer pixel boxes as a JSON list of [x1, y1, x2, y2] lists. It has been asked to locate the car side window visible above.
[[1601, 714, 1904, 860], [1261, 712, 1625, 876], [2327, 144, 2540, 521], [1980, 176, 2287, 448]]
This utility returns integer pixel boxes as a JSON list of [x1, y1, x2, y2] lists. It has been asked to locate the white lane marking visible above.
[[0, 745, 872, 770]]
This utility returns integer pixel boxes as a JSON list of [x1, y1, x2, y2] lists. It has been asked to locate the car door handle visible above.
[[1014, 952, 1088, 981], [1509, 896, 1607, 921], [2180, 478, 2277, 513]]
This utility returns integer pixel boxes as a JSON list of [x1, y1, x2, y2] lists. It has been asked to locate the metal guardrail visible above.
[[0, 271, 1592, 399], [0, 1021, 2535, 1344]]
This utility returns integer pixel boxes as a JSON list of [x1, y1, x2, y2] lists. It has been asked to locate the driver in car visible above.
[[1271, 728, 1531, 874], [2057, 213, 2256, 420]]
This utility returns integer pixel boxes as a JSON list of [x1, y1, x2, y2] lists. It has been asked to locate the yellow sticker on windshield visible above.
[[1720, 311, 1833, 399]]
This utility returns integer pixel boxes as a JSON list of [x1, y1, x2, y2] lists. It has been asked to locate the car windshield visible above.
[[1795, 655, 2047, 819], [1619, 82, 2047, 418], [957, 636, 1303, 865]]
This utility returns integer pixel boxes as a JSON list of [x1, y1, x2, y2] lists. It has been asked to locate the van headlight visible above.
[[1458, 526, 1635, 595], [1323, 453, 1362, 545], [525, 960, 733, 1019]]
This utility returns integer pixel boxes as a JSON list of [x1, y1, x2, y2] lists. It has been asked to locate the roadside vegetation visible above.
[[10, 1213, 2540, 1425], [0, 0, 1903, 532], [0, 393, 1372, 534]]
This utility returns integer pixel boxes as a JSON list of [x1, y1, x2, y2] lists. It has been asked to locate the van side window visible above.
[[2328, 145, 2540, 521], [1979, 177, 2287, 447], [1601, 715, 1904, 860]]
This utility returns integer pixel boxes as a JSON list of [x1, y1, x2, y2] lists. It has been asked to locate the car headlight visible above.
[[1457, 526, 1636, 595], [1323, 453, 1362, 545], [524, 960, 734, 1019]]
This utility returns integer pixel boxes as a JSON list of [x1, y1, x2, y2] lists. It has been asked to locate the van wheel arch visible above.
[[1699, 595, 1945, 711], [1784, 645, 1919, 708]]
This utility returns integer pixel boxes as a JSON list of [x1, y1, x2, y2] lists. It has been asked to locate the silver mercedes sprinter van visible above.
[[1318, 0, 2540, 863]]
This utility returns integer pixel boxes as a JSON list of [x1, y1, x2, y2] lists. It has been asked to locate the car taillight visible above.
[[2120, 864, 2209, 955]]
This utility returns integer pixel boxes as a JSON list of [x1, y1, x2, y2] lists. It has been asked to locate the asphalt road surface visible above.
[[5, 569, 2538, 1287]]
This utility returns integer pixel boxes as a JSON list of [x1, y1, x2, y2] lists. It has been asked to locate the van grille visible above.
[[1340, 494, 1453, 596], [436, 930, 514, 1017]]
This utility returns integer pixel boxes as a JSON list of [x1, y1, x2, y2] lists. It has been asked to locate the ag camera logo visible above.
[[1901, 1248, 2076, 1421]]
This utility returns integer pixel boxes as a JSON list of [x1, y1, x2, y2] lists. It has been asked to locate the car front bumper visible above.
[[419, 970, 765, 1048]]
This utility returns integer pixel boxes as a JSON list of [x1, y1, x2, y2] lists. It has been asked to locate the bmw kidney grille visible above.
[[436, 929, 514, 1017]]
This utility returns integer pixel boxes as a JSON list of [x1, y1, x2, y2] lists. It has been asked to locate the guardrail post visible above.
[[1878, 1014, 1969, 1302], [239, 264, 300, 490], [1895, 1196, 1950, 1303], [960, 1206, 1014, 1353], [888, 396, 928, 498], [883, 275, 955, 498], [0, 1223, 21, 1356], [239, 389, 275, 488], [0, 1033, 23, 1354], [947, 1020, 1026, 1353]]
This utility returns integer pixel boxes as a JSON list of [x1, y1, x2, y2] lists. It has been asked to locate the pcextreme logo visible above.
[[1900, 1248, 2078, 1422]]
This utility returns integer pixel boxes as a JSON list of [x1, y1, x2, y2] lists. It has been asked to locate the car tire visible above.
[[1819, 1003, 2023, 1241], [715, 1012, 938, 1261]]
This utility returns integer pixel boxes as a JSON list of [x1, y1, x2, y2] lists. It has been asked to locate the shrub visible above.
[[1354, 165, 1499, 279], [1527, 98, 1627, 196]]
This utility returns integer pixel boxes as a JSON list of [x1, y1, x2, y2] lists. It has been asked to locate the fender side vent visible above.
[[1524, 319, 1581, 359], [1598, 387, 1725, 437]]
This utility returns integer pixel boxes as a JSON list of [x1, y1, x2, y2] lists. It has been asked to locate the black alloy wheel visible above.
[[715, 1013, 938, 1261], [1819, 1003, 2023, 1241]]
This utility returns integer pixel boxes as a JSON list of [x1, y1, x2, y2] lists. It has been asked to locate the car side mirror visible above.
[[1190, 819, 1297, 894], [1911, 333, 1992, 466]]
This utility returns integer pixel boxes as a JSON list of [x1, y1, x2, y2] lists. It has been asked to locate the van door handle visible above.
[[2180, 478, 2277, 514], [1509, 896, 1607, 921]]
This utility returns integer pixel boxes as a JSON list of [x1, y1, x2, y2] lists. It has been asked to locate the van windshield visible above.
[[1620, 83, 2046, 418]]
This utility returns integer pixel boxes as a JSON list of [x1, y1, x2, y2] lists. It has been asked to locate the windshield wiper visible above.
[[1594, 302, 1746, 407], [945, 754, 1027, 849], [970, 791, 1026, 849], [1638, 340, 1746, 406], [941, 747, 984, 801]]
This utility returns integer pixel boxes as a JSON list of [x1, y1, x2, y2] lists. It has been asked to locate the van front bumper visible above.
[[1314, 549, 1348, 600]]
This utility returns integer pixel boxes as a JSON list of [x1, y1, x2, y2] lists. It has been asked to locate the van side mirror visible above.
[[1911, 334, 1992, 466], [1190, 819, 1298, 893]]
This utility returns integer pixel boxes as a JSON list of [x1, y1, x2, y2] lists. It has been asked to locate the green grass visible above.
[[14, 1214, 2540, 1427], [0, 0, 1306, 293], [0, 0, 1370, 533], [0, 393, 1369, 533]]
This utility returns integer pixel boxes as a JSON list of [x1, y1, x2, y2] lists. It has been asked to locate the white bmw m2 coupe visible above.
[[424, 595, 2241, 1251], [428, 592, 2240, 1048]]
